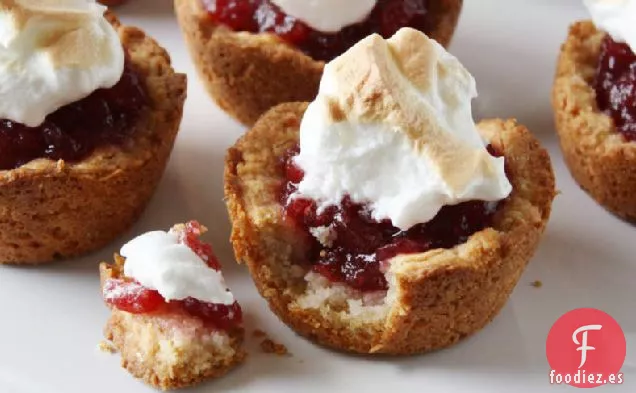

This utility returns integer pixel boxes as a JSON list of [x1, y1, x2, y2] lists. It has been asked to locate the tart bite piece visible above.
[[100, 221, 245, 390], [175, 0, 463, 126], [224, 28, 556, 355], [0, 1, 186, 264], [552, 0, 636, 221]]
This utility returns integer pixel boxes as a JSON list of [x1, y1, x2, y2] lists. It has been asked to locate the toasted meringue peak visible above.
[[584, 0, 636, 52], [292, 28, 512, 230], [0, 0, 124, 127], [317, 28, 494, 190]]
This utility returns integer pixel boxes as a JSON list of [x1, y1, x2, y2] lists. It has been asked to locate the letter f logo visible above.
[[572, 324, 602, 368]]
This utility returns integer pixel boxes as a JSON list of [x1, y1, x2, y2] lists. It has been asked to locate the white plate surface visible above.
[[0, 0, 634, 392]]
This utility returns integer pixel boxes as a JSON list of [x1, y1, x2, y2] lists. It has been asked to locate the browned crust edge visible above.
[[552, 20, 636, 221], [99, 256, 246, 390], [174, 0, 463, 126], [0, 13, 187, 264], [223, 102, 556, 355], [99, 0, 127, 6]]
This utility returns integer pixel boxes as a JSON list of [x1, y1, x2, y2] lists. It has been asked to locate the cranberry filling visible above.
[[0, 58, 148, 171], [281, 146, 505, 292], [175, 221, 223, 270], [103, 279, 166, 314], [103, 221, 243, 331], [594, 35, 636, 142], [202, 0, 432, 62]]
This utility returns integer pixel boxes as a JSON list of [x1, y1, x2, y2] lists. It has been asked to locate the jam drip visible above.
[[202, 0, 431, 61], [103, 221, 243, 331], [0, 59, 148, 171], [281, 146, 504, 292], [594, 35, 636, 142]]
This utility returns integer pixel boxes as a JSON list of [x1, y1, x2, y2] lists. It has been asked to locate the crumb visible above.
[[98, 340, 116, 354], [250, 329, 289, 355], [531, 280, 543, 288], [260, 338, 289, 356]]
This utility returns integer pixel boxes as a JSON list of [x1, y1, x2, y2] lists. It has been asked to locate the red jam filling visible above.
[[103, 221, 243, 331], [594, 35, 636, 142], [0, 58, 148, 171], [281, 146, 505, 292], [201, 0, 432, 61]]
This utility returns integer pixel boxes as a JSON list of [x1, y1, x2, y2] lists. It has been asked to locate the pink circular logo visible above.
[[546, 308, 626, 388]]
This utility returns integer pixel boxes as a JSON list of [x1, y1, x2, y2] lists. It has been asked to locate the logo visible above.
[[546, 308, 626, 388]]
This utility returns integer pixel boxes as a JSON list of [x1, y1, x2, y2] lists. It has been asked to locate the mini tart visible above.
[[174, 0, 463, 126], [552, 21, 636, 221], [100, 260, 245, 390], [224, 102, 555, 355], [99, 225, 245, 390], [0, 13, 187, 264]]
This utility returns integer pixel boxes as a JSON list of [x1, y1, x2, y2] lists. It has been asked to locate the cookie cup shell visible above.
[[223, 102, 556, 355], [552, 21, 636, 221], [174, 0, 463, 126], [0, 14, 187, 264]]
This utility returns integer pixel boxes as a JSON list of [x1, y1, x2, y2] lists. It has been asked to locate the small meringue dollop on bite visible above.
[[270, 0, 377, 33], [292, 27, 512, 231], [0, 0, 125, 127], [583, 0, 636, 52], [121, 229, 235, 305]]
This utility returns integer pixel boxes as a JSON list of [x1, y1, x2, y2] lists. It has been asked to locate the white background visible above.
[[0, 0, 634, 392]]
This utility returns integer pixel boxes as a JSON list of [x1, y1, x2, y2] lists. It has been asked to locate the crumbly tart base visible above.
[[0, 13, 187, 264], [224, 102, 556, 355], [174, 0, 463, 126], [552, 20, 636, 221], [99, 260, 245, 390]]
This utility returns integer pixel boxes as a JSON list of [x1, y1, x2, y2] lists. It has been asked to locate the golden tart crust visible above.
[[99, 252, 245, 390], [224, 102, 556, 355], [174, 0, 463, 126], [0, 14, 187, 264], [552, 20, 636, 221]]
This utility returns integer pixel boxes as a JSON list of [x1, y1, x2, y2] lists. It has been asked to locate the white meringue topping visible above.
[[0, 0, 125, 127], [292, 28, 512, 231], [583, 0, 636, 53], [270, 0, 376, 33], [121, 228, 235, 305]]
